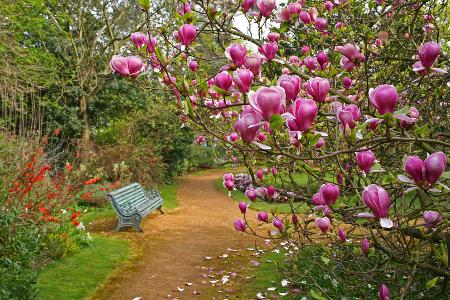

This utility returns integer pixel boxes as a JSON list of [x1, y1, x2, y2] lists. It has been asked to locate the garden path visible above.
[[91, 169, 258, 300]]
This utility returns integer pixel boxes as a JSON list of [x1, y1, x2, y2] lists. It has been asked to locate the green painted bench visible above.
[[108, 183, 164, 232]]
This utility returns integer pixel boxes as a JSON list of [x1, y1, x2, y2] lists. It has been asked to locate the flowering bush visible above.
[[114, 0, 449, 297], [0, 134, 92, 297]]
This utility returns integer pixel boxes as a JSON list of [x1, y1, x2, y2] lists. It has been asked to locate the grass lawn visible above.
[[215, 178, 309, 214], [37, 235, 130, 300], [80, 182, 178, 225]]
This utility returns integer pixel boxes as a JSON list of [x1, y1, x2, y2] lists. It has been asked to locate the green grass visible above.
[[38, 235, 130, 300], [159, 182, 178, 209], [215, 178, 309, 214], [80, 182, 178, 225]]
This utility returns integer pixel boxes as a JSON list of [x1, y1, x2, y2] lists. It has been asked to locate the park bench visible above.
[[108, 183, 164, 232]]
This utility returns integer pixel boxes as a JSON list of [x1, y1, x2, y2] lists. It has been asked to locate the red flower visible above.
[[65, 163, 73, 171], [84, 177, 100, 185], [71, 213, 78, 220], [38, 207, 49, 215], [73, 220, 79, 226], [53, 128, 61, 136], [100, 187, 107, 191]]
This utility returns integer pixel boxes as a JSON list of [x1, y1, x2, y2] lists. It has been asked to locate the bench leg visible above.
[[133, 215, 144, 233], [158, 205, 165, 214]]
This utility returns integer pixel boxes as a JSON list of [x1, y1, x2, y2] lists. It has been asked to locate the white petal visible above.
[[397, 175, 414, 183], [380, 218, 393, 228], [267, 287, 277, 291], [404, 186, 419, 193], [281, 279, 290, 287], [281, 112, 296, 120], [252, 141, 272, 150], [428, 188, 441, 193]]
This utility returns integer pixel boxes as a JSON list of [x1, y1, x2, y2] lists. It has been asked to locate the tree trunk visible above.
[[80, 95, 90, 161]]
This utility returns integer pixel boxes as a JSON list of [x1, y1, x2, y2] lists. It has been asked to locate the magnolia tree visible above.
[[111, 0, 449, 297]]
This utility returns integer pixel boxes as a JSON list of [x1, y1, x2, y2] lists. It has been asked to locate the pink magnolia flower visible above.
[[257, 211, 269, 222], [277, 74, 301, 101], [355, 149, 376, 173], [178, 2, 191, 15], [238, 201, 248, 214], [242, 0, 256, 12], [256, 169, 264, 180], [423, 210, 442, 228], [245, 189, 257, 201], [379, 284, 390, 300], [306, 77, 330, 102], [145, 35, 158, 53], [257, 0, 276, 17], [287, 98, 318, 132], [315, 137, 325, 148], [303, 56, 318, 71], [110, 56, 144, 78], [404, 152, 447, 186], [315, 216, 331, 234], [418, 42, 440, 68], [315, 18, 328, 31], [259, 42, 278, 61], [362, 184, 390, 218], [130, 32, 147, 48], [289, 55, 300, 65], [234, 219, 246, 231], [299, 11, 311, 24], [244, 55, 263, 76], [301, 45, 310, 54], [188, 60, 198, 72], [324, 1, 334, 11], [316, 51, 329, 69], [215, 71, 233, 91], [404, 156, 425, 185], [342, 77, 352, 89], [233, 69, 254, 93], [249, 86, 286, 121], [267, 32, 280, 42], [225, 44, 247, 67], [272, 218, 285, 232], [223, 180, 234, 191], [337, 104, 361, 129], [369, 84, 398, 115], [223, 173, 234, 181], [267, 186, 276, 197], [195, 135, 206, 144], [338, 227, 346, 242], [362, 238, 370, 255], [336, 43, 365, 63], [178, 24, 197, 46], [319, 183, 340, 206], [424, 152, 447, 185], [236, 111, 260, 143], [257, 132, 266, 142]]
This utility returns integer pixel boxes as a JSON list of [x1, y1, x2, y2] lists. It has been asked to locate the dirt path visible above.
[[91, 169, 260, 300]]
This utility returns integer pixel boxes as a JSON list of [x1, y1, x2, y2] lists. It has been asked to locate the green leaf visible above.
[[310, 289, 326, 300], [308, 134, 321, 148], [138, 0, 151, 10], [270, 114, 284, 130], [320, 256, 330, 265], [426, 277, 439, 289], [394, 105, 410, 115]]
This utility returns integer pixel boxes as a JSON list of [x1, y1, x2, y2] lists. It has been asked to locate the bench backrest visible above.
[[108, 183, 147, 214]]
